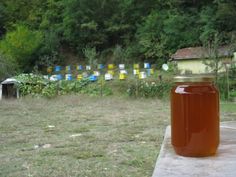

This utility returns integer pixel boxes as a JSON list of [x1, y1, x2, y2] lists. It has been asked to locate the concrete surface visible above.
[[152, 122, 236, 177]]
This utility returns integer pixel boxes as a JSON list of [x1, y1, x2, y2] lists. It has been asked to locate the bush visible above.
[[36, 30, 62, 70], [0, 24, 42, 71], [15, 74, 49, 97], [80, 82, 113, 96], [229, 90, 236, 97], [83, 47, 98, 67], [0, 52, 18, 80], [13, 73, 173, 99], [112, 45, 128, 64], [216, 64, 236, 101], [127, 80, 173, 98], [14, 74, 112, 98], [217, 75, 229, 100], [229, 64, 236, 90], [41, 82, 58, 98], [57, 79, 90, 95]]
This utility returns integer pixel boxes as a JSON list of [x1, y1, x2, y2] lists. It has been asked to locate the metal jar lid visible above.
[[174, 75, 215, 83]]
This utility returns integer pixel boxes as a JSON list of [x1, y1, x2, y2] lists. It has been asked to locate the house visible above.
[[171, 46, 235, 74]]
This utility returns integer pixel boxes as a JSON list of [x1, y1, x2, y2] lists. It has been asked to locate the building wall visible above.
[[176, 60, 207, 74], [176, 58, 231, 74]]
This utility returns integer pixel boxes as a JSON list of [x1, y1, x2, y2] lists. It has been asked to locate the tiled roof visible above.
[[171, 46, 232, 60]]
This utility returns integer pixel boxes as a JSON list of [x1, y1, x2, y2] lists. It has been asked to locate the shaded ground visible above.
[[0, 96, 235, 177]]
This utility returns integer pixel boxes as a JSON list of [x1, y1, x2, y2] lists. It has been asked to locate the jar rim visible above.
[[173, 75, 215, 83]]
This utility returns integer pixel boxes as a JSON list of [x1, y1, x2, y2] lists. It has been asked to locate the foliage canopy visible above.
[[0, 0, 235, 73]]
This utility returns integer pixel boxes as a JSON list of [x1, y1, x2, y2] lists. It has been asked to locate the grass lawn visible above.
[[0, 95, 235, 177]]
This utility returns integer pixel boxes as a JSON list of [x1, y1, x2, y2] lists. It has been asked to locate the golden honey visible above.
[[171, 76, 219, 157]]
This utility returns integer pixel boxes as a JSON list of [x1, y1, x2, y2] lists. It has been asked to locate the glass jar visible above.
[[171, 75, 219, 157]]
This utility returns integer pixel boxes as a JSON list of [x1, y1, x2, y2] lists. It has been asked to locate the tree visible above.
[[136, 7, 201, 63], [36, 29, 61, 67], [0, 25, 43, 71], [0, 0, 235, 72], [202, 33, 223, 83], [215, 0, 236, 32], [83, 47, 98, 67], [0, 2, 6, 37], [136, 11, 166, 61], [0, 52, 18, 80]]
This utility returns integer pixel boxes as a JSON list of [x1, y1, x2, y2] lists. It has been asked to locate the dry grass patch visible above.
[[0, 95, 235, 177]]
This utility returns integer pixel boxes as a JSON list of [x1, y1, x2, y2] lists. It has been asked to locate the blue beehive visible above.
[[65, 74, 73, 81], [98, 64, 104, 70], [144, 63, 151, 69], [89, 75, 97, 81], [66, 66, 71, 72], [77, 65, 83, 70], [57, 74, 63, 80], [55, 66, 61, 72], [146, 68, 154, 76]]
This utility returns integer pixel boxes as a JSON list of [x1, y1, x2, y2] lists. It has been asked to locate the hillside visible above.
[[0, 0, 236, 77]]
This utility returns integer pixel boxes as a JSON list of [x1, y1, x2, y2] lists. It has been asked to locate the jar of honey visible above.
[[171, 75, 219, 157]]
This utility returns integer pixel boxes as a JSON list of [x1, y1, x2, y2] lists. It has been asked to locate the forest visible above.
[[0, 0, 236, 77]]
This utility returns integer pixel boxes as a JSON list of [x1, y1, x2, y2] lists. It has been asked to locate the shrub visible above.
[[112, 45, 127, 64], [127, 80, 173, 98], [217, 64, 236, 101], [83, 47, 98, 67], [35, 31, 62, 70], [229, 90, 236, 98], [0, 24, 42, 71], [15, 74, 49, 97], [216, 75, 228, 100], [229, 64, 236, 90], [0, 52, 18, 80], [80, 82, 113, 96], [57, 79, 90, 95], [42, 82, 58, 98], [14, 74, 112, 98]]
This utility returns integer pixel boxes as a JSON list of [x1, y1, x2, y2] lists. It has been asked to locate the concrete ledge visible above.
[[152, 122, 236, 177]]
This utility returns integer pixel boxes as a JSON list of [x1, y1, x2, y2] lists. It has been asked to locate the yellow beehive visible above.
[[108, 70, 115, 76], [77, 74, 83, 80], [119, 73, 127, 80], [133, 69, 140, 75], [150, 68, 154, 75], [108, 64, 115, 70], [133, 64, 139, 69], [66, 66, 71, 72]]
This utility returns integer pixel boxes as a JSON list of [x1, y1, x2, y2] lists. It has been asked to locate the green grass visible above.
[[220, 102, 236, 121], [221, 102, 236, 113], [0, 95, 169, 177], [0, 96, 235, 177]]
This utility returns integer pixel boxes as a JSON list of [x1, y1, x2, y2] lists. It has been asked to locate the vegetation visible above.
[[0, 2, 235, 176], [83, 47, 98, 67], [127, 80, 173, 98], [14, 74, 113, 98], [0, 24, 42, 71], [13, 73, 172, 99], [0, 95, 235, 177], [0, 52, 18, 79], [216, 62, 236, 100], [0, 0, 236, 76]]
